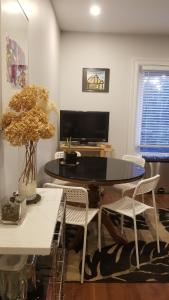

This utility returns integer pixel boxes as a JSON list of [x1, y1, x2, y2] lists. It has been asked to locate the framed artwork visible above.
[[4, 1, 28, 90], [6, 36, 28, 88], [82, 68, 110, 92]]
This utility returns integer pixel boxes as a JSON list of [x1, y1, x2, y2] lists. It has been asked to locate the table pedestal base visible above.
[[88, 184, 101, 208]]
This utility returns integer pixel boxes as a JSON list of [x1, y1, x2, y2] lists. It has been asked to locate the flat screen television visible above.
[[60, 110, 109, 144]]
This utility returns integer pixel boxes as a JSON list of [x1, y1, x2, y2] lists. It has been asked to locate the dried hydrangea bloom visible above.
[[25, 106, 48, 124], [9, 85, 49, 112], [5, 117, 39, 146], [40, 123, 55, 139], [1, 85, 57, 146], [4, 122, 29, 146], [4, 106, 56, 146], [1, 84, 58, 191], [0, 112, 17, 129], [9, 89, 36, 112]]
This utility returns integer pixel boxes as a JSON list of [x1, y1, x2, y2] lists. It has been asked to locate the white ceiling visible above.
[[51, 0, 169, 34]]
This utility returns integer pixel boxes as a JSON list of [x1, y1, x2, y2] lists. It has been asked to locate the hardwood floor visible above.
[[64, 282, 169, 300], [64, 193, 169, 300]]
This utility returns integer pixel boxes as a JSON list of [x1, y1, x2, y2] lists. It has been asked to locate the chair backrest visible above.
[[54, 151, 81, 160], [43, 183, 89, 206], [133, 174, 160, 197], [122, 154, 145, 168]]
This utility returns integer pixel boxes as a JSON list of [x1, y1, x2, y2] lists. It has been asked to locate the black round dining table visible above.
[[44, 156, 145, 245], [44, 156, 144, 207]]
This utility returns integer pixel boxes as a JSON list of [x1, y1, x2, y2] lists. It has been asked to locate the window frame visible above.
[[127, 59, 169, 155]]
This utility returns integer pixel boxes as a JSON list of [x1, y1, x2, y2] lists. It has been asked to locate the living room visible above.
[[1, 0, 169, 194]]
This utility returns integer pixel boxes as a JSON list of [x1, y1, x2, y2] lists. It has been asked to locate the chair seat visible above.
[[58, 204, 99, 226], [113, 180, 139, 193], [102, 196, 153, 218]]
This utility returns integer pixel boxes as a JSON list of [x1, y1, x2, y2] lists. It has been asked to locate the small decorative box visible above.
[[1, 193, 26, 225]]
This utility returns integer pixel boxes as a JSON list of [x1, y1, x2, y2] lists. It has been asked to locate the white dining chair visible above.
[[112, 154, 145, 197], [53, 151, 81, 186], [43, 183, 99, 283], [99, 174, 160, 269]]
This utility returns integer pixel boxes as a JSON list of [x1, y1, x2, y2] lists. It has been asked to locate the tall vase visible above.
[[18, 141, 37, 201]]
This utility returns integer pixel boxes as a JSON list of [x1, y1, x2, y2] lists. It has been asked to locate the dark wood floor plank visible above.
[[64, 283, 169, 300]]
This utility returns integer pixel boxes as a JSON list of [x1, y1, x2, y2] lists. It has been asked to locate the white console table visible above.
[[0, 188, 63, 255], [0, 188, 65, 300]]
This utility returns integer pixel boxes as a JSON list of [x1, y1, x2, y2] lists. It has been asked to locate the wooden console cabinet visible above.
[[59, 142, 113, 157]]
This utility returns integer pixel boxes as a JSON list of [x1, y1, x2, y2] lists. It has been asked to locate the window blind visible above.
[[137, 69, 169, 153]]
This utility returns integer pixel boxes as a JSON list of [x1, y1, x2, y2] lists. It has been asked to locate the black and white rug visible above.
[[66, 208, 169, 282]]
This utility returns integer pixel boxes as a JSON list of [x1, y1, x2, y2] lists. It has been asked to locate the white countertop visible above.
[[0, 188, 63, 255]]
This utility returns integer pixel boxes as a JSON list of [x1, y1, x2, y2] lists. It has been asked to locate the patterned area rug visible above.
[[66, 208, 169, 282]]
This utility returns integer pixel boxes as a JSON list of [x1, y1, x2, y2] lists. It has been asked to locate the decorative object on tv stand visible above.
[[82, 68, 110, 92], [0, 85, 58, 203], [64, 137, 77, 165]]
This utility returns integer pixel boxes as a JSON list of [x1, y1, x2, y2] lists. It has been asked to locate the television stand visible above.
[[59, 142, 113, 157], [71, 141, 97, 146], [85, 142, 97, 146]]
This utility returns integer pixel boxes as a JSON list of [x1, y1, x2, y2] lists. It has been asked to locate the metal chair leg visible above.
[[81, 226, 87, 283], [133, 216, 140, 269], [98, 209, 102, 252]]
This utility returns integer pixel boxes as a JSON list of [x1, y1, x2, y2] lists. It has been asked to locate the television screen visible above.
[[60, 110, 109, 144]]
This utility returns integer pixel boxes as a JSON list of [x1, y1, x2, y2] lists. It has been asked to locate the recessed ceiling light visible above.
[[90, 5, 101, 16]]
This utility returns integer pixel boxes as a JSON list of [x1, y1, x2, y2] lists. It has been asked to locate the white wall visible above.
[[1, 0, 29, 197], [0, 1, 5, 197], [0, 0, 60, 197], [22, 0, 60, 186], [59, 33, 169, 158]]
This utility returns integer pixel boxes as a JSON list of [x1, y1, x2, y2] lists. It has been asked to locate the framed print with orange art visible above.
[[82, 68, 110, 92]]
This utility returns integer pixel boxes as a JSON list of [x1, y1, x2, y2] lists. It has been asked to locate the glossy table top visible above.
[[44, 157, 144, 186]]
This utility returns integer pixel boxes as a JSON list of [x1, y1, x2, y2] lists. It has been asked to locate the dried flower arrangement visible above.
[[0, 85, 58, 198]]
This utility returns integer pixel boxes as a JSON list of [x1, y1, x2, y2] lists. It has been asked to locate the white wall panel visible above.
[[0, 1, 5, 198], [0, 0, 60, 196], [22, 0, 60, 186], [1, 0, 28, 196], [59, 33, 169, 158]]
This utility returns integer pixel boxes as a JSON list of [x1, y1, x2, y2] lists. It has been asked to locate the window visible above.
[[136, 66, 169, 154]]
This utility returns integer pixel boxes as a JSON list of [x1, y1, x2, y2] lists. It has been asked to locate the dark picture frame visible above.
[[82, 68, 110, 92]]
